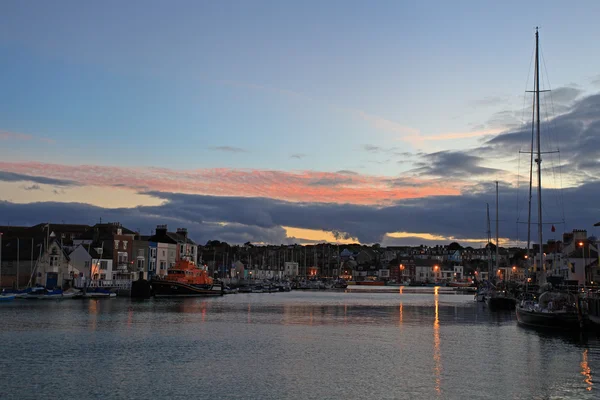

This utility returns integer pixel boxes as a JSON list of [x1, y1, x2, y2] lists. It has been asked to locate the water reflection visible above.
[[433, 286, 442, 395], [399, 303, 403, 326], [88, 299, 98, 332], [581, 348, 593, 391]]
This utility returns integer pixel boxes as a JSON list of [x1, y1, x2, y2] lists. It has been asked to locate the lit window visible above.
[[114, 240, 119, 249]]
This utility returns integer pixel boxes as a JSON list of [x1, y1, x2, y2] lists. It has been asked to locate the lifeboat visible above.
[[151, 258, 223, 297]]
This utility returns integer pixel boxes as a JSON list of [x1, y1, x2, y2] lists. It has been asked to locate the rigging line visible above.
[[520, 45, 536, 125], [517, 148, 521, 242], [557, 149, 566, 225], [541, 46, 566, 220]]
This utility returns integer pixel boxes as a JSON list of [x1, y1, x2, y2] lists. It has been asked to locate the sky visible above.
[[1, 1, 600, 247]]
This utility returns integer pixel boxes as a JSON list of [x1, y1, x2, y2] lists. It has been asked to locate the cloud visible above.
[[0, 162, 460, 205], [411, 151, 500, 178], [290, 153, 306, 159], [549, 87, 582, 105], [209, 146, 247, 153], [471, 96, 509, 107], [0, 130, 55, 144], [591, 75, 600, 87], [0, 171, 76, 186], [1, 177, 596, 245], [23, 184, 41, 191]]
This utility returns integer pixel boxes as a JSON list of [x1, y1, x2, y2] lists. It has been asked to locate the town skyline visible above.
[[2, 2, 600, 246]]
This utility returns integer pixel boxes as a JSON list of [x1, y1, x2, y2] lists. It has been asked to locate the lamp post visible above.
[[579, 241, 586, 285]]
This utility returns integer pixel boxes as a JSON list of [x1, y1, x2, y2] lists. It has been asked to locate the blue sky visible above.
[[1, 1, 600, 245]]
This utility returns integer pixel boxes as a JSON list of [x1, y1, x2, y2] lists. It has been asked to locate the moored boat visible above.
[[355, 280, 386, 286], [0, 294, 16, 302], [151, 258, 223, 298], [516, 291, 587, 330]]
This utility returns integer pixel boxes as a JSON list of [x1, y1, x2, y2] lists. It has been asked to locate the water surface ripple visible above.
[[1, 289, 598, 399]]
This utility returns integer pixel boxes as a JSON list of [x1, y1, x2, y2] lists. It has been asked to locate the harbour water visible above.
[[1, 288, 598, 399]]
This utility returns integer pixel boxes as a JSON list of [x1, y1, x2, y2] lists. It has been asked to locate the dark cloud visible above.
[[549, 87, 582, 105], [209, 146, 247, 153], [336, 170, 358, 175], [485, 93, 600, 180], [0, 171, 75, 186], [23, 184, 41, 191], [411, 151, 500, 178], [308, 177, 354, 187], [1, 177, 598, 246], [362, 144, 382, 152]]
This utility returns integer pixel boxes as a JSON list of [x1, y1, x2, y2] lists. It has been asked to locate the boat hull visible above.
[[151, 280, 223, 297], [355, 281, 386, 286], [0, 294, 16, 302], [486, 296, 516, 310], [516, 306, 585, 330]]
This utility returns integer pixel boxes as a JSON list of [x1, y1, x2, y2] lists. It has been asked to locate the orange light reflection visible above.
[[433, 286, 442, 395], [581, 349, 593, 391]]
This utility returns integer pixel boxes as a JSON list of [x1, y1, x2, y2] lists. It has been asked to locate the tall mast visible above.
[[487, 203, 492, 278], [535, 28, 544, 275], [495, 181, 499, 277]]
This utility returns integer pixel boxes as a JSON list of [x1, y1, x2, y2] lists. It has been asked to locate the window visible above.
[[150, 261, 156, 271], [113, 274, 117, 280], [114, 240, 119, 249], [162, 250, 165, 257], [100, 261, 108, 270], [160, 261, 166, 270], [84, 261, 90, 269], [49, 255, 59, 266], [100, 273, 106, 280], [136, 259, 145, 270], [118, 252, 128, 264], [123, 240, 127, 250]]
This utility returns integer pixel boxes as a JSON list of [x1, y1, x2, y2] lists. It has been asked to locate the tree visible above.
[[448, 242, 463, 251]]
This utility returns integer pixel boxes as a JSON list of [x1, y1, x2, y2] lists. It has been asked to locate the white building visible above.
[[284, 262, 299, 277]]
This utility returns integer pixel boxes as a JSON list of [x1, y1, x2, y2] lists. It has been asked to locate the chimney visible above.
[[177, 228, 188, 242], [156, 225, 168, 236]]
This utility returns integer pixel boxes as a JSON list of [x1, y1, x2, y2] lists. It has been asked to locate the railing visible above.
[[87, 279, 132, 289]]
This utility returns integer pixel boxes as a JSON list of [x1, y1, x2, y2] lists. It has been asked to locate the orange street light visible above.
[[433, 265, 439, 270], [512, 266, 517, 271], [400, 264, 405, 270], [579, 241, 584, 247]]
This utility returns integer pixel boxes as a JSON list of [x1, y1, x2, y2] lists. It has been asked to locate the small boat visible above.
[[251, 285, 264, 293], [24, 288, 64, 300], [223, 286, 239, 294], [486, 290, 517, 310], [333, 279, 348, 289], [151, 257, 223, 298], [448, 280, 475, 288], [62, 288, 83, 298], [83, 288, 117, 298], [238, 286, 253, 293], [0, 294, 16, 302], [355, 280, 386, 286], [516, 290, 587, 330]]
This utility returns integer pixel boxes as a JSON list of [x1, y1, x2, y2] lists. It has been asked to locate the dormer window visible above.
[[117, 228, 122, 235]]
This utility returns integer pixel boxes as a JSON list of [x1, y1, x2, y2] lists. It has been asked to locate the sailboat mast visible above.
[[495, 181, 499, 277], [534, 28, 544, 274], [487, 203, 492, 278]]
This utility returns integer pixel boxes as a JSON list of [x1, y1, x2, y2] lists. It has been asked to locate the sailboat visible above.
[[486, 182, 517, 310], [514, 29, 587, 330]]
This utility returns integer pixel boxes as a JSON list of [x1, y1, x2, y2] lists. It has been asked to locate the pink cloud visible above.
[[0, 130, 55, 144], [0, 161, 462, 205]]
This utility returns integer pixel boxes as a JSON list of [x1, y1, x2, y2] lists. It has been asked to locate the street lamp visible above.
[[578, 241, 586, 284]]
